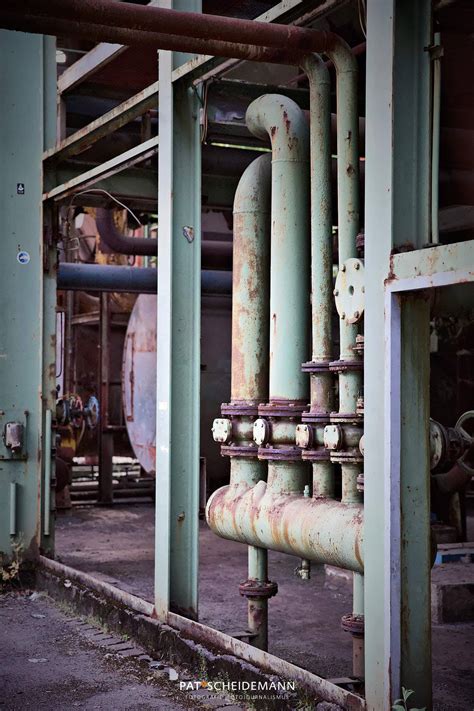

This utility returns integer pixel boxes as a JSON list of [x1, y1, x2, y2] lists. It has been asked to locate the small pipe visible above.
[[301, 54, 335, 499], [57, 263, 232, 295], [247, 546, 270, 649], [9, 482, 17, 536], [43, 409, 52, 537], [431, 32, 441, 244]]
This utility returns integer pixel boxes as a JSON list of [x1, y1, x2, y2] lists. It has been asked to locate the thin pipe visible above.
[[301, 54, 335, 499], [43, 409, 52, 537], [431, 32, 441, 244], [9, 483, 17, 536], [248, 546, 269, 649]]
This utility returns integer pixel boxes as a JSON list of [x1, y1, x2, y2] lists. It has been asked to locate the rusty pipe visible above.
[[206, 479, 364, 574], [246, 95, 310, 401], [5, 0, 339, 54], [95, 208, 232, 269]]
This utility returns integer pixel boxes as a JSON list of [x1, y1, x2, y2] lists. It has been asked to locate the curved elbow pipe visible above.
[[96, 208, 157, 257], [245, 94, 310, 402], [95, 208, 232, 270], [206, 481, 364, 573]]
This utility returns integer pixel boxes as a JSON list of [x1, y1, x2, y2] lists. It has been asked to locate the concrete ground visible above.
[[0, 591, 244, 711], [55, 504, 474, 710]]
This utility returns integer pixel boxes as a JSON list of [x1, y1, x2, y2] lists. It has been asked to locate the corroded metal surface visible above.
[[207, 477, 364, 573], [122, 294, 157, 474]]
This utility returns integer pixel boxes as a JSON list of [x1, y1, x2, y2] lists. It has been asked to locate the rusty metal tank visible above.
[[122, 294, 157, 474], [122, 292, 232, 485]]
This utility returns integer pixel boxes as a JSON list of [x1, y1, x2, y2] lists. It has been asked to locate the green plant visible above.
[[0, 538, 24, 589], [392, 687, 426, 711]]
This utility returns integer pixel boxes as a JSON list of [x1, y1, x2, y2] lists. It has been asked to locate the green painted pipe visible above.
[[246, 94, 311, 401], [302, 55, 335, 498], [206, 476, 364, 574], [231, 154, 271, 404], [229, 154, 272, 651]]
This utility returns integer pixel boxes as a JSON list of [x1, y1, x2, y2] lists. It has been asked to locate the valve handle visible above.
[[455, 410, 474, 475]]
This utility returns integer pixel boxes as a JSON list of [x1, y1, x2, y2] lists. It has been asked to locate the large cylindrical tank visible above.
[[122, 293, 232, 486]]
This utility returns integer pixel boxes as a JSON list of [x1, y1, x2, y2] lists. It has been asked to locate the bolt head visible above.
[[354, 310, 360, 319], [341, 264, 346, 273], [341, 312, 346, 320], [334, 289, 339, 296]]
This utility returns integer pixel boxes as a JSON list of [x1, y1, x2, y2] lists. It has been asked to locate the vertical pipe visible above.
[[9, 482, 17, 536], [43, 409, 52, 536], [247, 546, 269, 649], [99, 292, 113, 504], [301, 55, 335, 499], [229, 154, 272, 649], [326, 39, 364, 676], [431, 32, 441, 244]]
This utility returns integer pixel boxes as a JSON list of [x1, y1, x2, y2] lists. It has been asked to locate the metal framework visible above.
[[0, 1, 473, 709]]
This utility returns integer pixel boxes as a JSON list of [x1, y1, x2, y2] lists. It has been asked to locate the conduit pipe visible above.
[[298, 54, 335, 499], [325, 38, 365, 677], [96, 208, 232, 270], [58, 263, 232, 295], [212, 154, 273, 650], [1, 0, 341, 66]]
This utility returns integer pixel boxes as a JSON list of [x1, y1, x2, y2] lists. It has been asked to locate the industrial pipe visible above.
[[326, 38, 365, 676], [95, 208, 232, 270], [58, 263, 232, 295], [0, 0, 340, 66], [206, 478, 364, 573], [245, 95, 310, 402], [299, 54, 335, 499], [213, 154, 273, 650]]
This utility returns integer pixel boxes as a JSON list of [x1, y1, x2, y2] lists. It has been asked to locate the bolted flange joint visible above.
[[239, 579, 278, 599], [257, 399, 308, 462], [324, 422, 364, 463], [212, 401, 259, 459]]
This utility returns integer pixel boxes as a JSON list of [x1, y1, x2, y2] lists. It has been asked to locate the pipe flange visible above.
[[212, 418, 233, 444], [295, 423, 313, 449], [221, 402, 259, 418], [341, 613, 364, 638], [221, 444, 259, 459], [334, 258, 365, 324], [258, 400, 309, 419], [258, 446, 302, 461], [253, 418, 271, 446], [301, 411, 332, 425], [330, 451, 364, 464], [329, 359, 364, 373], [239, 579, 278, 599], [330, 412, 364, 425], [301, 360, 332, 373], [301, 448, 331, 462], [356, 473, 364, 492]]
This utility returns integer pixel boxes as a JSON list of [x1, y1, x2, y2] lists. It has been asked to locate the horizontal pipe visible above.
[[4, 0, 339, 54], [58, 263, 232, 294], [96, 208, 232, 269], [206, 480, 364, 573]]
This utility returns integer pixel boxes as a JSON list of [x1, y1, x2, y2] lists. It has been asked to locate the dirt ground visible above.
[[55, 504, 474, 710], [0, 591, 244, 711]]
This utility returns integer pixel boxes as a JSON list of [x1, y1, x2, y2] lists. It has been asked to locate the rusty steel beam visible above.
[[0, 0, 340, 65]]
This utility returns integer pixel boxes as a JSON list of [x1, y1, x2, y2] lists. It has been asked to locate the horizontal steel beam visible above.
[[44, 136, 159, 201], [45, 81, 159, 163]]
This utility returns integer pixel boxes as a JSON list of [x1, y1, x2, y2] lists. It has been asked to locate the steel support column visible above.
[[364, 1, 432, 708], [155, 0, 201, 620], [0, 31, 55, 561]]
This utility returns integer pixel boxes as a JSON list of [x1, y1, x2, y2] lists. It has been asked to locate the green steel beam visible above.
[[0, 31, 55, 563], [364, 1, 433, 708], [155, 0, 202, 621]]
